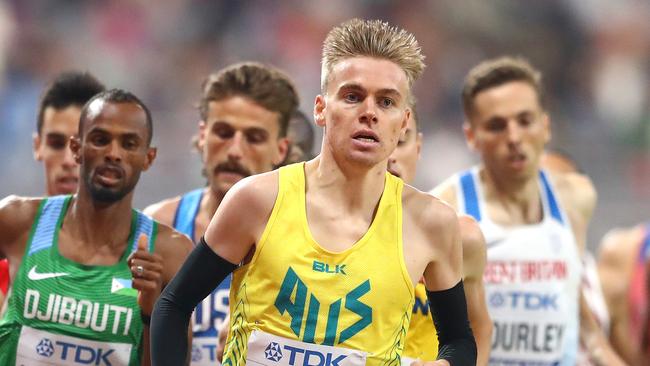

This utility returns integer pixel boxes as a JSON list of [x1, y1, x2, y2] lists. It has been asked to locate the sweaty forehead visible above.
[[328, 57, 409, 96], [471, 81, 541, 119], [82, 100, 148, 137], [206, 97, 281, 131]]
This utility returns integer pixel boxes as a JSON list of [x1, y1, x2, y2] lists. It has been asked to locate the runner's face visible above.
[[387, 113, 421, 184], [465, 81, 549, 182], [72, 100, 155, 203], [199, 97, 288, 196], [315, 57, 410, 167], [33, 106, 81, 195]]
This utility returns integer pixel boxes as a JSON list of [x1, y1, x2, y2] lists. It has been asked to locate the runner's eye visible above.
[[46, 135, 68, 150], [244, 128, 269, 144], [212, 123, 236, 139], [344, 93, 360, 103]]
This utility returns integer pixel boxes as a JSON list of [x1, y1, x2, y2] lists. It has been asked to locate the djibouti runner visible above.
[[433, 56, 625, 366], [144, 62, 299, 365], [0, 71, 105, 313], [386, 98, 492, 366], [0, 89, 192, 365], [151, 19, 476, 366]]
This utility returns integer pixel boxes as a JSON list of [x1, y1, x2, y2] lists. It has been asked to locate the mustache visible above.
[[214, 161, 252, 177]]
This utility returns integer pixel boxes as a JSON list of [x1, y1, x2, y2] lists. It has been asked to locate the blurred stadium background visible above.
[[0, 0, 648, 251]]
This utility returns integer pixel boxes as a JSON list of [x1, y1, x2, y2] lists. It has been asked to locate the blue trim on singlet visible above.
[[173, 188, 203, 242], [460, 170, 482, 221], [132, 211, 156, 252], [539, 170, 565, 225], [29, 196, 67, 255], [638, 224, 650, 264]]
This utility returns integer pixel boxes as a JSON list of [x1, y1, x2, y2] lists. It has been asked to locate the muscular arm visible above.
[[459, 216, 491, 366], [151, 173, 278, 365], [598, 228, 640, 365], [421, 203, 476, 366]]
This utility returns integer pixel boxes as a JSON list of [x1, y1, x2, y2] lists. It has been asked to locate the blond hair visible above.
[[462, 56, 544, 118], [321, 19, 425, 92]]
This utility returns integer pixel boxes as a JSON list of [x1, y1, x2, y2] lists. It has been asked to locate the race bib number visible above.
[[16, 325, 132, 366], [246, 330, 367, 366], [487, 286, 572, 364]]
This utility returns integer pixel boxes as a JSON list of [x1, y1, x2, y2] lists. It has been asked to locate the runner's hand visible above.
[[128, 234, 164, 316]]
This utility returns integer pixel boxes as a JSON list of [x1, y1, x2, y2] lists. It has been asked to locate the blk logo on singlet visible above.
[[275, 267, 372, 345], [313, 261, 346, 275]]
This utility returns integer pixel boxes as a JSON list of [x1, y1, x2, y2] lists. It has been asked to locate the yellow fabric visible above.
[[402, 282, 439, 361], [222, 163, 414, 366]]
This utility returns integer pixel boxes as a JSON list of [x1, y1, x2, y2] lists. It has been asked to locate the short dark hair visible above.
[[462, 56, 544, 118], [37, 71, 105, 135], [79, 89, 154, 145], [199, 62, 299, 137]]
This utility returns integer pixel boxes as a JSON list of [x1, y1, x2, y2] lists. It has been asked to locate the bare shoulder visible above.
[[458, 215, 487, 278], [222, 170, 280, 215], [598, 224, 644, 270], [0, 196, 43, 236], [458, 215, 483, 245], [403, 184, 459, 244], [549, 171, 597, 217], [206, 170, 280, 237], [153, 223, 194, 258], [143, 196, 182, 226], [0, 195, 44, 256], [203, 170, 280, 263], [429, 175, 459, 209]]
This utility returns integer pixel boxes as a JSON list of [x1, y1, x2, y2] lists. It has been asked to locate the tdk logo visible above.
[[266, 343, 349, 366], [36, 338, 54, 357], [191, 344, 203, 362], [34, 338, 116, 365], [313, 261, 346, 275], [265, 342, 283, 362], [489, 291, 558, 311]]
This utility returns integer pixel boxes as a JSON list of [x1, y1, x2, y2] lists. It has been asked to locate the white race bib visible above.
[[246, 330, 367, 366], [16, 325, 132, 366], [400, 356, 417, 366], [190, 336, 222, 366]]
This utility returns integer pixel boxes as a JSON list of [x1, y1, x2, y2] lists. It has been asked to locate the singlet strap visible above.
[[458, 169, 481, 221], [28, 195, 71, 255], [172, 188, 203, 241], [132, 210, 158, 253], [539, 170, 565, 225]]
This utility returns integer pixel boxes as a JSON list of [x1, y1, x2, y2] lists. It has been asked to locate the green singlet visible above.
[[0, 195, 157, 365]]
